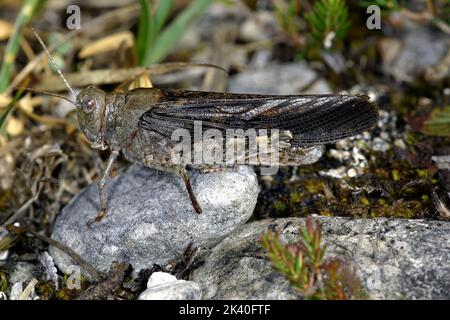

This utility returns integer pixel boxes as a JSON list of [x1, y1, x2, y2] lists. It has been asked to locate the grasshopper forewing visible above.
[[29, 29, 379, 226]]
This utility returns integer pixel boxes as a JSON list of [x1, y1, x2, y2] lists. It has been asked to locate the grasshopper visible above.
[[29, 29, 378, 226]]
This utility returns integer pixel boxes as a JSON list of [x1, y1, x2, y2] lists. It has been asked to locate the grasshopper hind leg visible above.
[[181, 167, 202, 214], [143, 161, 203, 214]]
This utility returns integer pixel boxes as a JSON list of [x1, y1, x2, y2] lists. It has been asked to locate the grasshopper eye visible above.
[[82, 97, 96, 114]]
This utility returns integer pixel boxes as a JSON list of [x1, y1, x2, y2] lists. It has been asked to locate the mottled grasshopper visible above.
[[30, 30, 378, 226]]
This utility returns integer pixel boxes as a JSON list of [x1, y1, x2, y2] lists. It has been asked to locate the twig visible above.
[[426, 0, 436, 17], [1, 186, 42, 226], [6, 224, 102, 282], [400, 8, 450, 35], [75, 262, 130, 300], [18, 278, 38, 300], [433, 19, 450, 35], [33, 62, 228, 92]]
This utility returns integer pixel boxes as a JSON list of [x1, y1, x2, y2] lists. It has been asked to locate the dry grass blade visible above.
[[5, 3, 140, 95], [78, 31, 135, 59], [6, 224, 102, 282], [0, 90, 21, 132], [0, 230, 19, 252], [33, 62, 228, 92], [0, 0, 40, 93], [2, 191, 41, 226]]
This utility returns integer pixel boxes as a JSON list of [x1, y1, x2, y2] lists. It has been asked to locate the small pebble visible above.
[[138, 272, 202, 300], [347, 168, 357, 178]]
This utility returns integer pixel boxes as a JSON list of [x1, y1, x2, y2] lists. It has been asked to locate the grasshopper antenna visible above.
[[16, 87, 76, 105], [31, 27, 77, 97]]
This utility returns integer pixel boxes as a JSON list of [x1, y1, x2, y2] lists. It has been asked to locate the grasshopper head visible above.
[[76, 86, 108, 150]]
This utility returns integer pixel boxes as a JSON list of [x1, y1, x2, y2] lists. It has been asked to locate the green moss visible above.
[[273, 201, 288, 215], [35, 281, 56, 300], [305, 180, 324, 193], [0, 269, 8, 293], [55, 286, 81, 300], [289, 191, 303, 203], [416, 169, 429, 179], [255, 149, 437, 220], [360, 197, 370, 206], [392, 169, 400, 181]]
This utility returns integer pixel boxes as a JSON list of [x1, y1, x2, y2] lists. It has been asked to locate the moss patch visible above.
[[254, 149, 439, 220]]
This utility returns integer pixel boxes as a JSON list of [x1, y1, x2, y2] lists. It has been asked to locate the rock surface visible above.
[[50, 164, 258, 276], [138, 272, 201, 300], [382, 26, 449, 82], [228, 62, 332, 95], [8, 262, 35, 286], [191, 217, 450, 299]]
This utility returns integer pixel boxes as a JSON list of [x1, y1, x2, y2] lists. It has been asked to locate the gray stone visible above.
[[191, 217, 450, 299], [50, 164, 258, 277], [228, 63, 332, 95], [138, 272, 201, 300], [9, 262, 35, 286], [384, 26, 449, 82], [238, 11, 279, 42]]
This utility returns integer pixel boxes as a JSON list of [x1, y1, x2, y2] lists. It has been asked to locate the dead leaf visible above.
[[78, 31, 135, 59], [0, 93, 12, 109], [34, 62, 227, 92], [0, 153, 15, 190], [18, 94, 41, 113], [0, 19, 13, 41], [126, 73, 153, 90], [6, 116, 24, 137]]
